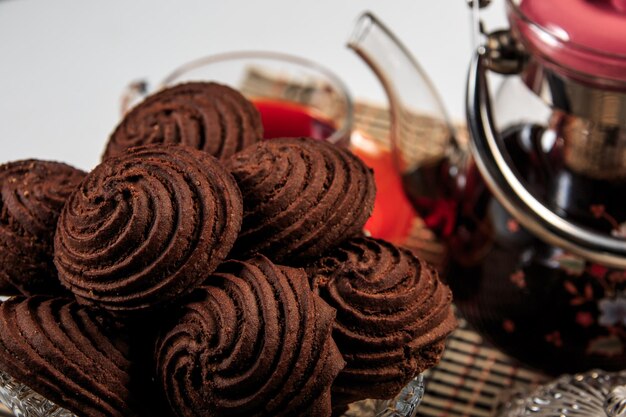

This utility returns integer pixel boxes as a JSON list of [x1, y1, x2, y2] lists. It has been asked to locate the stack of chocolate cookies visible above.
[[0, 82, 456, 417]]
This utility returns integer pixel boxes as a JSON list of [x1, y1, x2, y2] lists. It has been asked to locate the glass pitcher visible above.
[[349, 1, 626, 374]]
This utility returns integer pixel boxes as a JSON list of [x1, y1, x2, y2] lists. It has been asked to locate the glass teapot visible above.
[[349, 0, 626, 374]]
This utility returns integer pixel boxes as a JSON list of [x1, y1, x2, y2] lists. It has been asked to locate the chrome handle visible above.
[[466, 49, 626, 269]]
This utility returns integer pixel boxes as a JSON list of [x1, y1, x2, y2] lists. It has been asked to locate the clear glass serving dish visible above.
[[0, 369, 424, 417], [498, 369, 626, 417]]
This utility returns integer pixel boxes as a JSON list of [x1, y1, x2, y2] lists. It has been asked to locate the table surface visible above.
[[0, 0, 506, 171]]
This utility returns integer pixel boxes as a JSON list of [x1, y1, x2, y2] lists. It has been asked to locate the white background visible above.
[[0, 0, 507, 171]]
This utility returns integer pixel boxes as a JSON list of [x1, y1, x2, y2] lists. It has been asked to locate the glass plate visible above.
[[343, 375, 425, 417], [0, 370, 75, 417], [0, 370, 424, 417], [498, 369, 626, 417]]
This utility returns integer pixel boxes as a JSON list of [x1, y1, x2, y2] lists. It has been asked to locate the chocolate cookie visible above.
[[0, 296, 147, 417], [228, 137, 376, 264], [104, 82, 263, 161], [54, 144, 243, 314], [0, 160, 85, 295], [307, 237, 457, 408], [156, 255, 345, 417]]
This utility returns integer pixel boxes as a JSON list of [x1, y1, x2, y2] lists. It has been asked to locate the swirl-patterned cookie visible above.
[[104, 82, 263, 161], [0, 296, 147, 417], [0, 160, 85, 295], [307, 237, 457, 408], [54, 144, 243, 314], [156, 255, 345, 417], [228, 137, 375, 264]]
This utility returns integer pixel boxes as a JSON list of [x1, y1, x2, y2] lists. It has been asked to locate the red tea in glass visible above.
[[252, 99, 336, 140]]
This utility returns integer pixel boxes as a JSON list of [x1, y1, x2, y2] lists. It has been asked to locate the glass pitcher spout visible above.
[[348, 12, 466, 237]]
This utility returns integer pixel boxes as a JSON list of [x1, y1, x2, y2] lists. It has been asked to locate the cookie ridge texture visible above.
[[104, 82, 263, 161], [307, 236, 457, 407], [156, 255, 345, 417], [55, 144, 243, 313], [0, 159, 85, 295], [228, 137, 376, 264], [0, 296, 146, 417]]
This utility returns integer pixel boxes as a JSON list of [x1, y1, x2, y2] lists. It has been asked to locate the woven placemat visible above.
[[419, 323, 549, 417]]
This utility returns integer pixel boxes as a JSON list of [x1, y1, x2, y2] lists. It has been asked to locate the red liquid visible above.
[[446, 123, 626, 373], [252, 99, 337, 140], [351, 140, 417, 242]]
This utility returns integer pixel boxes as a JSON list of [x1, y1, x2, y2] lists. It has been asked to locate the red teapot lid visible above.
[[508, 0, 626, 85]]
